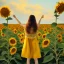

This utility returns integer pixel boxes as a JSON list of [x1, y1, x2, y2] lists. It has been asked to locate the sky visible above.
[[0, 0, 64, 24]]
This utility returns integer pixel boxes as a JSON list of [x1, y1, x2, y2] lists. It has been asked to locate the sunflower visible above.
[[48, 28, 52, 33], [37, 31, 42, 39], [17, 33, 21, 38], [0, 6, 10, 18], [20, 33, 25, 38], [37, 31, 42, 36], [58, 38, 62, 43], [55, 2, 64, 14], [9, 37, 17, 46], [19, 38, 24, 44], [13, 28, 17, 34], [57, 34, 62, 39], [42, 34, 46, 39], [1, 32, 5, 37], [43, 28, 48, 34], [10, 47, 17, 55], [60, 31, 64, 35], [42, 39, 50, 48], [17, 33, 25, 38]]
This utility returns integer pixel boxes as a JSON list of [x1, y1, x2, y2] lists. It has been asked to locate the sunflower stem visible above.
[[7, 18, 10, 64], [54, 10, 59, 23], [7, 40, 10, 64], [7, 17, 8, 25], [56, 16, 57, 23], [53, 28, 59, 64]]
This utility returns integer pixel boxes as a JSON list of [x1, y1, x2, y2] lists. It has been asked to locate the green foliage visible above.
[[2, 23, 8, 27], [0, 21, 64, 64], [42, 47, 50, 56], [6, 17, 12, 20], [43, 53, 54, 63], [0, 27, 22, 64], [51, 22, 57, 27]]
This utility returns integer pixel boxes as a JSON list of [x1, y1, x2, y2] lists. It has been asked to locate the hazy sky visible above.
[[0, 0, 64, 24]]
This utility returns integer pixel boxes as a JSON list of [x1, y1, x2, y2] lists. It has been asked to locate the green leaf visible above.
[[56, 27, 63, 31], [0, 56, 5, 60], [0, 39, 7, 48], [2, 28, 8, 33], [1, 51, 7, 56], [2, 23, 8, 26], [54, 14, 59, 17], [42, 47, 50, 56], [10, 57, 15, 61], [13, 59, 21, 64], [14, 53, 22, 60], [58, 43, 64, 48], [59, 61, 64, 64], [51, 22, 57, 27], [6, 17, 12, 20], [43, 53, 54, 63], [2, 28, 14, 37]]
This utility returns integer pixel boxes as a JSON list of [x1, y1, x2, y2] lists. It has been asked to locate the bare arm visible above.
[[13, 15, 25, 27], [37, 15, 44, 27]]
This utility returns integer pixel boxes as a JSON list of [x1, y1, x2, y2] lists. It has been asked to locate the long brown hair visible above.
[[26, 15, 38, 34]]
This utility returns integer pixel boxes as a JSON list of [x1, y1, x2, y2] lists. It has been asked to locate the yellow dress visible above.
[[21, 29, 41, 59]]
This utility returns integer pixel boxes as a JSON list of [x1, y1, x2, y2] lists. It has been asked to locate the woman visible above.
[[13, 15, 44, 64]]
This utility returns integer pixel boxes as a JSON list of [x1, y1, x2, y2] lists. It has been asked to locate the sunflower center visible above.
[[21, 39, 23, 41], [12, 48, 16, 52], [58, 39, 62, 42], [44, 29, 46, 31], [10, 39, 15, 44], [58, 35, 61, 38], [43, 35, 46, 38], [18, 34, 21, 37], [22, 34, 23, 36], [14, 30, 17, 32], [2, 33, 5, 36], [38, 33, 41, 36], [44, 41, 48, 45]]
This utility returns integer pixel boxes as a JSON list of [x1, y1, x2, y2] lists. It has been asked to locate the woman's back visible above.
[[24, 27, 37, 39]]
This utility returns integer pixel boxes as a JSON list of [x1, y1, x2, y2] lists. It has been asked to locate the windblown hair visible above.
[[26, 15, 38, 34]]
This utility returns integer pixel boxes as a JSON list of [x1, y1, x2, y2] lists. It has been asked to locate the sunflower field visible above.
[[0, 2, 64, 64]]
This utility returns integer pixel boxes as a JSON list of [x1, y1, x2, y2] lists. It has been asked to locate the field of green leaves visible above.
[[0, 22, 64, 64]]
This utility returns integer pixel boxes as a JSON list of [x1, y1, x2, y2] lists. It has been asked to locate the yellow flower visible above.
[[19, 38, 24, 44], [42, 34, 46, 39], [10, 47, 17, 55], [57, 34, 62, 39], [37, 31, 42, 39], [0, 6, 10, 18], [37, 32, 42, 36], [1, 31, 5, 37], [1, 33, 5, 37], [9, 37, 17, 46], [43, 28, 48, 34], [55, 2, 64, 14], [18, 33, 25, 38], [58, 38, 62, 43], [47, 28, 52, 33], [13, 28, 17, 34], [42, 39, 50, 48], [20, 33, 25, 38], [17, 33, 21, 38]]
